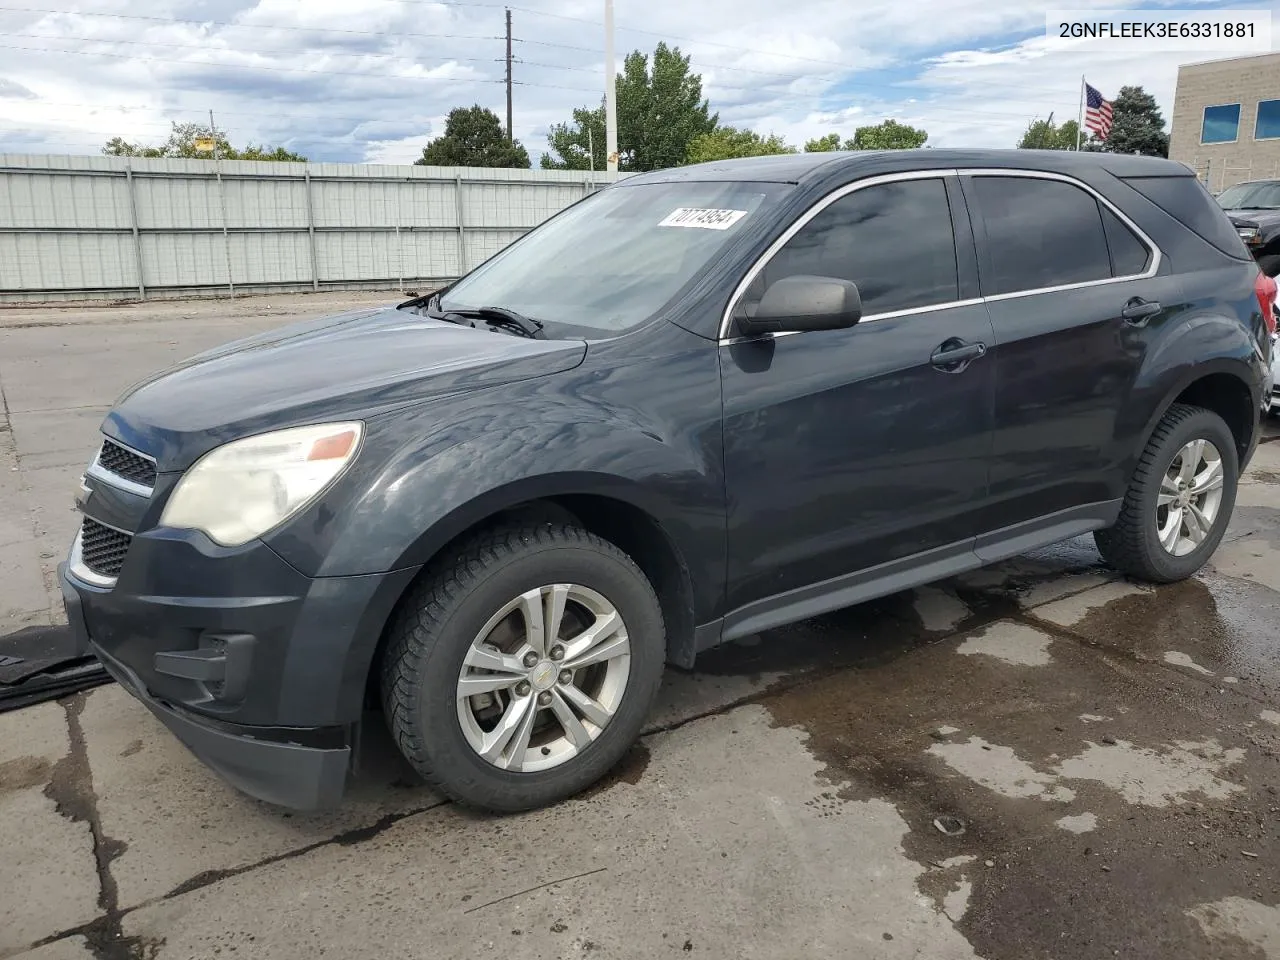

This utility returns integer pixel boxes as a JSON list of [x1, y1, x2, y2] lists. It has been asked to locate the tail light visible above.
[[1256, 270, 1277, 335]]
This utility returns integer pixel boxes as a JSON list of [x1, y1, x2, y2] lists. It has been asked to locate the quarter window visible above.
[[970, 176, 1113, 295], [1202, 104, 1241, 144], [755, 178, 959, 317], [1100, 206, 1151, 276]]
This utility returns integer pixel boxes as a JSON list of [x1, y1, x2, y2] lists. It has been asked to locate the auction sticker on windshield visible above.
[[658, 208, 748, 230]]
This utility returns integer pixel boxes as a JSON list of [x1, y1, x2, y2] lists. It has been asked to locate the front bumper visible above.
[[81, 610, 350, 810], [59, 540, 418, 810]]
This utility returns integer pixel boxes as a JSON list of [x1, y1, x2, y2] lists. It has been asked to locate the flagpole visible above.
[[1076, 75, 1085, 150]]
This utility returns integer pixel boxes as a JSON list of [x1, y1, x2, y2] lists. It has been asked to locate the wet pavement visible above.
[[1, 294, 1278, 960]]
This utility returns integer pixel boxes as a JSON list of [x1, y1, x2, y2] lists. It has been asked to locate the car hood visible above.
[[1227, 208, 1280, 228], [103, 305, 587, 470]]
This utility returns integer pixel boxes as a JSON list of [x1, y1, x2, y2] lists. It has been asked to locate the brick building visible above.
[[1169, 52, 1280, 194]]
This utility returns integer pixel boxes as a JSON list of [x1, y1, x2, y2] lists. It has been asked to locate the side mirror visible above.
[[737, 275, 862, 336]]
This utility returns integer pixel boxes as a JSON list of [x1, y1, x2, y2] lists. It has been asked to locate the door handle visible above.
[[1121, 297, 1161, 324], [931, 339, 987, 371]]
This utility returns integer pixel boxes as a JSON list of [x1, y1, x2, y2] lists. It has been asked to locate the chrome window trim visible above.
[[67, 526, 120, 589], [717, 166, 1164, 343], [718, 169, 961, 341], [88, 436, 157, 498], [959, 167, 1162, 302]]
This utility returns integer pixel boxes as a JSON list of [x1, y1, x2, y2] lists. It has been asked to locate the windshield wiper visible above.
[[425, 304, 546, 339]]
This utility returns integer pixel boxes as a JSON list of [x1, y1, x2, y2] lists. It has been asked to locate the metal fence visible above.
[[0, 154, 624, 303], [1188, 156, 1280, 195]]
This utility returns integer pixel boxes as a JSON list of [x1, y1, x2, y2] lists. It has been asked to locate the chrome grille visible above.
[[97, 439, 157, 489], [80, 518, 132, 579]]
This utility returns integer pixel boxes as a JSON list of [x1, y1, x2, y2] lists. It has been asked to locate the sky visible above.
[[0, 0, 1275, 165]]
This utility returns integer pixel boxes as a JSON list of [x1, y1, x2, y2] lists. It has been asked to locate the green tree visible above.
[[417, 105, 531, 168], [1016, 117, 1082, 150], [1093, 85, 1169, 157], [848, 119, 928, 150], [799, 120, 928, 153], [101, 122, 305, 161], [803, 133, 843, 153], [539, 106, 606, 171], [685, 126, 794, 164], [543, 43, 717, 172]]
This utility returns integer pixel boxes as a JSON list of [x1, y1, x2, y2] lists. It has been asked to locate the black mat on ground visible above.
[[0, 624, 111, 712]]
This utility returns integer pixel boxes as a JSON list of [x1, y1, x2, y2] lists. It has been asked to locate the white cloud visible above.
[[0, 0, 1274, 161]]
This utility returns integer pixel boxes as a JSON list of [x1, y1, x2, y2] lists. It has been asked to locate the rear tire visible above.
[[380, 522, 665, 813], [1094, 403, 1238, 583]]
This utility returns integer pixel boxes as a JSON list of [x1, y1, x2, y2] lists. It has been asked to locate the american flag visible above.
[[1084, 81, 1113, 140]]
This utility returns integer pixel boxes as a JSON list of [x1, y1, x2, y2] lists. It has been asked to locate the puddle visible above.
[[1053, 576, 1280, 697]]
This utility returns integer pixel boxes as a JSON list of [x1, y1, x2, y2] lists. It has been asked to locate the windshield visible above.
[[1217, 181, 1280, 209], [439, 180, 792, 338]]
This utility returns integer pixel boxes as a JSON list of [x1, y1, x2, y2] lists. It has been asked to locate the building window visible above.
[[1201, 103, 1241, 144], [1256, 100, 1280, 140]]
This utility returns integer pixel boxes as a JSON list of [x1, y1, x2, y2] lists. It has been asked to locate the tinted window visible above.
[[757, 178, 958, 316], [1101, 206, 1151, 276], [1258, 100, 1280, 140], [1202, 104, 1241, 143], [971, 177, 1110, 295], [1124, 175, 1252, 260]]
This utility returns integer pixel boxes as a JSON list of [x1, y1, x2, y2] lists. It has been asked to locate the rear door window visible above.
[[969, 176, 1112, 296]]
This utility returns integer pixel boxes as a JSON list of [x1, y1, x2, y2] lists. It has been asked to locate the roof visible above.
[[618, 148, 1191, 186], [1178, 50, 1280, 71]]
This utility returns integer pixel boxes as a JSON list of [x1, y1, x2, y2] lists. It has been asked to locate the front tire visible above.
[[380, 522, 665, 813], [1257, 253, 1280, 277], [1094, 403, 1238, 583]]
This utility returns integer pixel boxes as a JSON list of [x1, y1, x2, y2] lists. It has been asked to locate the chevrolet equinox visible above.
[[60, 149, 1275, 813]]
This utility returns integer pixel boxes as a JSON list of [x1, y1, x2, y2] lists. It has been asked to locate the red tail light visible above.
[[1256, 270, 1277, 335]]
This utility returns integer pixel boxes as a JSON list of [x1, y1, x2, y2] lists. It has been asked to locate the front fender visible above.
[[264, 336, 727, 597]]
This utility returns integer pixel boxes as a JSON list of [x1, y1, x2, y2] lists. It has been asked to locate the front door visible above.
[[720, 174, 996, 631]]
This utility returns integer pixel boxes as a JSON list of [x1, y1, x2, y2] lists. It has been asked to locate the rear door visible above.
[[962, 171, 1179, 547], [719, 173, 997, 628]]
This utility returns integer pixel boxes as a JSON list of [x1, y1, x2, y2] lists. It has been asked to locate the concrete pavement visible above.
[[1, 293, 1278, 960]]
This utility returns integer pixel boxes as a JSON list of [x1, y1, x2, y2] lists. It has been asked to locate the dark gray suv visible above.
[[60, 149, 1273, 813]]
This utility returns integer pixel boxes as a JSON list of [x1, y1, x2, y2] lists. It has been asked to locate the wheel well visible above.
[[1172, 373, 1254, 463], [364, 495, 697, 706]]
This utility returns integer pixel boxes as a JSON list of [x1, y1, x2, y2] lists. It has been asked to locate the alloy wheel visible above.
[[1156, 438, 1225, 557], [456, 583, 631, 772]]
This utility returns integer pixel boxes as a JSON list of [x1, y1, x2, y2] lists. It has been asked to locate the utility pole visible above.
[[505, 8, 514, 142], [210, 109, 234, 298], [603, 0, 617, 172]]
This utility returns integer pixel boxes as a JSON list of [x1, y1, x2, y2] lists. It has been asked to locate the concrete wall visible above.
[[0, 155, 623, 303], [1169, 52, 1280, 194]]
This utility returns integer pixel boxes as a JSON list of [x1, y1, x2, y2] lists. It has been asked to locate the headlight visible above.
[[160, 422, 363, 547], [1239, 227, 1262, 244]]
